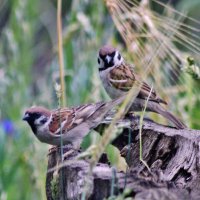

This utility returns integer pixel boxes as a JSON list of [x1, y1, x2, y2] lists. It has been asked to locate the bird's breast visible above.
[[99, 70, 126, 99]]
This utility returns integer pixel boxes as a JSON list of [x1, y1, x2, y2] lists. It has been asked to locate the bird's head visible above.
[[98, 45, 123, 71], [23, 106, 51, 134]]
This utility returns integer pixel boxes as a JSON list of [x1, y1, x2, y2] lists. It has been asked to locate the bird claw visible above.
[[48, 146, 58, 155], [48, 145, 80, 159], [62, 149, 76, 160]]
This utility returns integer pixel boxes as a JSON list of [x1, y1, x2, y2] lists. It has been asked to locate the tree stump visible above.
[[46, 116, 200, 200]]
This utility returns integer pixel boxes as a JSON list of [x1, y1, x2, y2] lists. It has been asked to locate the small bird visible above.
[[97, 45, 186, 129], [22, 97, 124, 148]]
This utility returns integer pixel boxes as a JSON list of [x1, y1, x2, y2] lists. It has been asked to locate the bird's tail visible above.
[[153, 104, 187, 129], [109, 95, 126, 108], [89, 95, 126, 124]]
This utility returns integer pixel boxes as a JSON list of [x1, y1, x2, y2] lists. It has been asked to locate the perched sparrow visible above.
[[22, 97, 124, 148], [97, 45, 186, 129]]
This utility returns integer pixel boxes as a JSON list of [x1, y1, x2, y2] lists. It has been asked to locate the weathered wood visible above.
[[46, 117, 200, 200]]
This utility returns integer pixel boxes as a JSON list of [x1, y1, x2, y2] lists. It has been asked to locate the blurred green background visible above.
[[0, 0, 200, 199]]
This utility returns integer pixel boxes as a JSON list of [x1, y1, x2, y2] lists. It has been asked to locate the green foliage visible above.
[[183, 57, 200, 79], [0, 0, 48, 199], [50, 172, 59, 200], [178, 56, 200, 128]]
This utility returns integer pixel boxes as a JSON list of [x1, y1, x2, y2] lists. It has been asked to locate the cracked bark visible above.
[[46, 117, 200, 200]]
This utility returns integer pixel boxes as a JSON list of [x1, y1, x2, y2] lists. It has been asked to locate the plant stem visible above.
[[139, 86, 152, 172], [57, 0, 66, 107], [57, 0, 65, 199]]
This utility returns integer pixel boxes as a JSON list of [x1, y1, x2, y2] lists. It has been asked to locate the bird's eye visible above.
[[109, 52, 115, 57], [118, 54, 121, 60], [98, 58, 100, 64], [40, 118, 47, 124]]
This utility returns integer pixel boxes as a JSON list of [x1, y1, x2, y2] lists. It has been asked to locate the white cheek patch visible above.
[[113, 51, 123, 66], [100, 59, 104, 69], [35, 115, 48, 126], [37, 115, 52, 134], [35, 117, 42, 125], [98, 56, 104, 69]]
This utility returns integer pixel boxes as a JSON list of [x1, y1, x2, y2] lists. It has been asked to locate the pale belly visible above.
[[100, 71, 126, 99]]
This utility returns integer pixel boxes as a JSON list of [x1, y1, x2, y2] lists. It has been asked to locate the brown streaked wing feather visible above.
[[61, 110, 76, 133], [59, 103, 104, 134], [134, 73, 157, 99], [73, 103, 104, 123], [109, 63, 165, 103], [49, 108, 75, 134], [134, 73, 167, 104]]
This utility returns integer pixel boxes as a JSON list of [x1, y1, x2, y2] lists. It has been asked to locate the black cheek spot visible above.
[[98, 58, 100, 64], [118, 54, 121, 60]]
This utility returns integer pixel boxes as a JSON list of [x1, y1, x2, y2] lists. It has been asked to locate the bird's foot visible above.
[[62, 149, 76, 159], [48, 146, 58, 155], [48, 145, 81, 158], [62, 145, 81, 160]]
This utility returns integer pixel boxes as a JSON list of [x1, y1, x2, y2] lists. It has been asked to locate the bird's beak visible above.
[[105, 55, 111, 64], [22, 113, 29, 121]]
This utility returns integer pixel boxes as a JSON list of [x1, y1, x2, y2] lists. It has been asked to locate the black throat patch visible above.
[[25, 113, 42, 135], [99, 61, 115, 71], [27, 121, 37, 135]]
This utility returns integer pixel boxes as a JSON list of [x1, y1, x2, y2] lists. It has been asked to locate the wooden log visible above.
[[46, 117, 200, 200]]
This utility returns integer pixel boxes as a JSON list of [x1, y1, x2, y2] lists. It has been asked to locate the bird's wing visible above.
[[109, 64, 167, 104], [49, 103, 105, 135], [49, 108, 75, 135]]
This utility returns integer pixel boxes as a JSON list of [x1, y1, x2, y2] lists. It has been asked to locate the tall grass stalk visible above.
[[57, 0, 65, 198], [57, 0, 66, 107], [139, 86, 153, 172]]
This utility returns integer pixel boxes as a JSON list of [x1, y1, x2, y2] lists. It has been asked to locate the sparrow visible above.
[[97, 45, 187, 129], [22, 96, 124, 148]]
